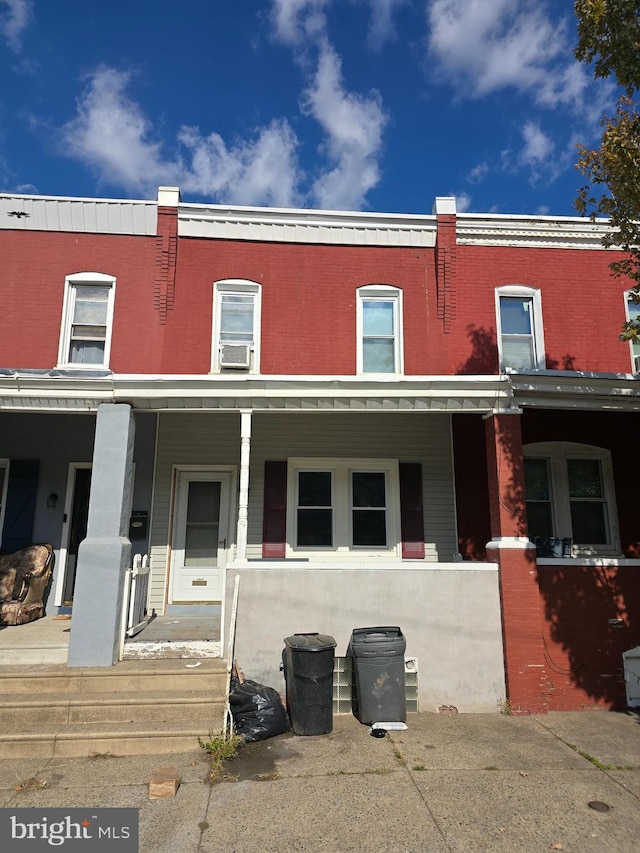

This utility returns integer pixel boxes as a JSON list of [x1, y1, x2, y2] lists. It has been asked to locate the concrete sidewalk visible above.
[[2, 711, 640, 852]]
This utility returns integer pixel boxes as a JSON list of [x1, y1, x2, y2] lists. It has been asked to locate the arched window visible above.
[[356, 285, 403, 374], [524, 441, 620, 556], [495, 285, 545, 371], [211, 279, 262, 373], [57, 272, 116, 369]]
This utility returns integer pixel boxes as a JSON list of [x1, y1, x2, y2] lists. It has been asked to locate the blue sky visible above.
[[0, 0, 618, 216]]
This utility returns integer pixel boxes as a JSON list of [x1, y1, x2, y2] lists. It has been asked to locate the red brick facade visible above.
[[1, 192, 638, 713]]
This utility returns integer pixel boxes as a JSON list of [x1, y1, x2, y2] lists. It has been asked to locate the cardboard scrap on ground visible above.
[[148, 766, 180, 799]]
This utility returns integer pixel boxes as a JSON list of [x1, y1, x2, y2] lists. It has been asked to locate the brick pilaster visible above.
[[485, 411, 550, 714]]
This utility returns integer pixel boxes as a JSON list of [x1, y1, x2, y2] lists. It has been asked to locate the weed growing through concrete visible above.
[[564, 742, 634, 772], [412, 764, 426, 771], [497, 696, 512, 715], [15, 776, 47, 792], [198, 730, 244, 781], [484, 765, 499, 771], [392, 745, 406, 765], [88, 751, 116, 760]]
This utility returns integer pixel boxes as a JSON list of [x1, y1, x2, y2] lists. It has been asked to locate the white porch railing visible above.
[[118, 554, 151, 660]]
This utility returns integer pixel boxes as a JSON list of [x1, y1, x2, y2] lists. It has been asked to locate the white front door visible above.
[[170, 471, 231, 604]]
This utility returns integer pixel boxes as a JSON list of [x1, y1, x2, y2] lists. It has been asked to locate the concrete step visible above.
[[0, 659, 228, 757], [0, 659, 227, 696], [0, 716, 225, 758], [0, 692, 224, 726]]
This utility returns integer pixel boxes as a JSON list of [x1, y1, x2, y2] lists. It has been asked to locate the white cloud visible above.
[[503, 121, 574, 185], [303, 42, 387, 209], [426, 0, 589, 109], [59, 2, 390, 211], [271, 0, 330, 46], [454, 191, 471, 212], [468, 161, 488, 184], [60, 68, 175, 193], [60, 67, 302, 207], [519, 121, 555, 168], [268, 0, 388, 208], [0, 0, 31, 51], [365, 0, 408, 51], [178, 122, 302, 207]]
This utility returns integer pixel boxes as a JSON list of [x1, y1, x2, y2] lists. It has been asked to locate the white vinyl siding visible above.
[[150, 412, 457, 610], [247, 412, 456, 561], [149, 412, 241, 612]]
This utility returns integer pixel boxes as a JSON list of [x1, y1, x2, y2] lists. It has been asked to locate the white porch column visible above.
[[236, 409, 252, 560]]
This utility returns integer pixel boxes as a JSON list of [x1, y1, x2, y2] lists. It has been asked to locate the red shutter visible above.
[[262, 461, 288, 558], [399, 462, 425, 559]]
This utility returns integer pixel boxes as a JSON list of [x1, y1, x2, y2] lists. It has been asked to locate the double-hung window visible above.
[[524, 442, 620, 556], [357, 286, 403, 374], [212, 280, 261, 372], [625, 293, 640, 373], [58, 273, 116, 368], [288, 458, 399, 555], [496, 286, 545, 371], [0, 460, 7, 546]]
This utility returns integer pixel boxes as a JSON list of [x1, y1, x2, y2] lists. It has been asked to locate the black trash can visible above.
[[349, 626, 406, 725], [282, 633, 336, 735]]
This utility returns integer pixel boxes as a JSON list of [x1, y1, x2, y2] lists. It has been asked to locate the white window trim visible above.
[[524, 441, 620, 556], [286, 457, 400, 558], [495, 285, 545, 372], [624, 290, 640, 373], [211, 279, 261, 373], [356, 285, 404, 375], [0, 459, 8, 547], [57, 272, 116, 370]]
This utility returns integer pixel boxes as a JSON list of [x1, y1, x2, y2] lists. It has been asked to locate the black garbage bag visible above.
[[229, 677, 290, 742]]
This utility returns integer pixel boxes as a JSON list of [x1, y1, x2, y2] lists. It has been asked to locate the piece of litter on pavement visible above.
[[185, 662, 202, 668], [370, 722, 408, 732]]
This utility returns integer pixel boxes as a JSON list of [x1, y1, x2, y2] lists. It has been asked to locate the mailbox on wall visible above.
[[129, 511, 148, 540]]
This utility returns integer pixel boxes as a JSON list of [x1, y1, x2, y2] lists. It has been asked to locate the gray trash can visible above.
[[349, 626, 406, 725], [282, 633, 336, 735]]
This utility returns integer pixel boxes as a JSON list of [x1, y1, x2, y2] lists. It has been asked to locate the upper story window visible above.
[[0, 460, 7, 546], [57, 273, 116, 369], [625, 293, 640, 373], [495, 285, 545, 371], [212, 280, 261, 373], [357, 285, 403, 374], [524, 442, 620, 557], [287, 458, 400, 556]]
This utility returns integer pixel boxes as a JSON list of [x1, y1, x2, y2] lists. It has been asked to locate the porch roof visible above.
[[1, 370, 640, 413]]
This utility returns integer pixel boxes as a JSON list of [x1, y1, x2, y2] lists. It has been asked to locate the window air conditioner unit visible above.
[[220, 344, 251, 369]]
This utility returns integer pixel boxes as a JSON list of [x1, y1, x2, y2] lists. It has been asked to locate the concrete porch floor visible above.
[[0, 614, 222, 665]]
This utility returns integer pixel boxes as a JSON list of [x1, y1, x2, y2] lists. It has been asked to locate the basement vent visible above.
[[220, 343, 251, 369], [333, 656, 419, 715]]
